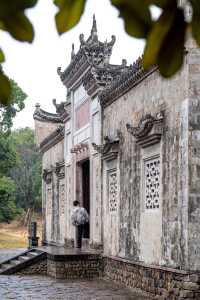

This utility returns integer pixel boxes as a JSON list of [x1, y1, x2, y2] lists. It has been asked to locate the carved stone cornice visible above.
[[92, 131, 122, 160], [71, 143, 89, 154], [55, 161, 65, 179], [42, 168, 53, 184], [99, 58, 157, 108], [82, 62, 129, 97], [126, 111, 164, 148], [82, 70, 101, 97], [40, 125, 65, 153], [43, 161, 65, 183]]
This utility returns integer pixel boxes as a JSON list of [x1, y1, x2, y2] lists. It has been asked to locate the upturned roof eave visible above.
[[33, 107, 63, 124], [58, 49, 91, 87]]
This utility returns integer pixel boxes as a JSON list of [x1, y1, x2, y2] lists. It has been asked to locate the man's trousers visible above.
[[75, 225, 84, 248]]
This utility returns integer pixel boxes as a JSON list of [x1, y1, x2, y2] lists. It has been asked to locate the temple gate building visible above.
[[34, 13, 200, 298]]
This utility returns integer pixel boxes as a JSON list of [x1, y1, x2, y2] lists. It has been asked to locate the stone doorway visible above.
[[76, 159, 90, 240], [81, 159, 90, 238]]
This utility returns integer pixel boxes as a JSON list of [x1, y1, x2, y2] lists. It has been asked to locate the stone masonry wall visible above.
[[16, 259, 47, 276], [103, 63, 190, 268], [47, 254, 103, 279], [103, 256, 200, 300]]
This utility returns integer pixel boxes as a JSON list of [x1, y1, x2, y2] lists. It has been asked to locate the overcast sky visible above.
[[0, 0, 145, 129]]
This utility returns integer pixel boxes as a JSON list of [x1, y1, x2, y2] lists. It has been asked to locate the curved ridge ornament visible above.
[[92, 132, 122, 157], [126, 114, 155, 139], [126, 112, 164, 148], [42, 168, 52, 184]]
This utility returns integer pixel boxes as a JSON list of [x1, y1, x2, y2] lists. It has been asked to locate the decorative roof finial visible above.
[[91, 14, 97, 37], [35, 103, 40, 110], [71, 43, 75, 60], [122, 59, 127, 67]]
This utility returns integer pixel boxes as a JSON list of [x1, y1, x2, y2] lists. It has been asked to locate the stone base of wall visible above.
[[16, 259, 47, 276], [64, 239, 103, 251], [89, 241, 103, 251], [9, 248, 200, 299], [103, 256, 200, 300], [47, 254, 102, 279], [64, 238, 74, 248]]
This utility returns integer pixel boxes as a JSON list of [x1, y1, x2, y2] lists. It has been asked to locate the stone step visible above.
[[18, 256, 30, 262], [1, 263, 12, 270], [10, 259, 21, 265], [0, 249, 46, 275], [27, 251, 40, 258], [82, 238, 89, 249]]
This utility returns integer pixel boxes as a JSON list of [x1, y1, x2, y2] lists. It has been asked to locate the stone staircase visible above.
[[0, 248, 46, 275]]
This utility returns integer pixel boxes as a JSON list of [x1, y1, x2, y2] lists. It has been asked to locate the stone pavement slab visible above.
[[0, 275, 153, 299]]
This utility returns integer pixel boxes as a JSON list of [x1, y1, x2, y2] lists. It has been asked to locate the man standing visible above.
[[71, 200, 89, 248]]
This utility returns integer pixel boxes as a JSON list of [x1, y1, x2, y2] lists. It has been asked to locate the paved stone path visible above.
[[0, 275, 152, 299], [0, 249, 26, 263]]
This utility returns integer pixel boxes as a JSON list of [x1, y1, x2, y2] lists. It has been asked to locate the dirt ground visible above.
[[0, 213, 42, 249]]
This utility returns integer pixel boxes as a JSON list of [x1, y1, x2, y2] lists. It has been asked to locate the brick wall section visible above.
[[47, 254, 103, 279], [16, 259, 47, 275], [103, 256, 200, 299]]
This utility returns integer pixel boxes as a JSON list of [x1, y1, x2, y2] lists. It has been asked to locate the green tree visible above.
[[0, 135, 16, 176], [0, 78, 27, 222], [0, 78, 27, 175], [0, 176, 20, 222], [0, 0, 200, 104], [0, 79, 27, 133], [9, 127, 42, 212]]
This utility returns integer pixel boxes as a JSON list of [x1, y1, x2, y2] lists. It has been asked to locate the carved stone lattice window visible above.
[[144, 157, 160, 210], [108, 171, 118, 212]]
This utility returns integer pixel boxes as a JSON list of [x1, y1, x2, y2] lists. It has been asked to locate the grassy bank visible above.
[[0, 214, 42, 249], [0, 230, 27, 248]]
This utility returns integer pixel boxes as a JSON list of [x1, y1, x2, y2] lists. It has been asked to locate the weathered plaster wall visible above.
[[43, 141, 64, 170], [103, 156, 120, 256], [65, 164, 74, 245], [90, 152, 102, 248], [34, 120, 60, 146], [90, 98, 102, 248], [188, 46, 200, 270], [42, 140, 65, 245], [103, 63, 190, 268]]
